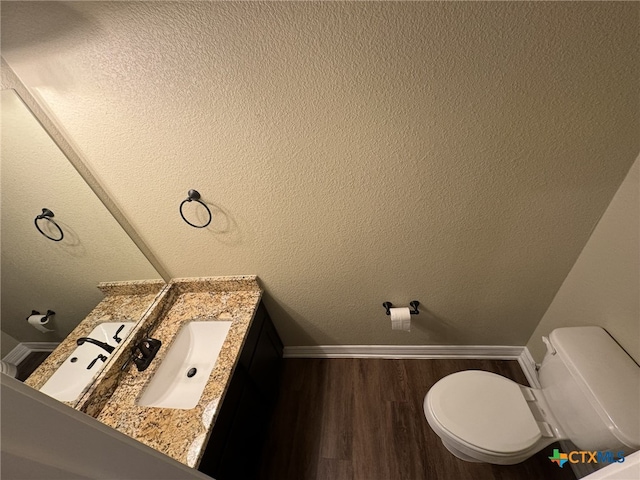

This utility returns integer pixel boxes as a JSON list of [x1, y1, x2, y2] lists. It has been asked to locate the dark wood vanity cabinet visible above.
[[198, 302, 283, 480]]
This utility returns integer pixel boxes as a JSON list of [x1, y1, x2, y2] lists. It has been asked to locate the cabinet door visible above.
[[217, 379, 269, 480], [248, 314, 283, 405], [197, 302, 284, 479], [238, 303, 266, 370], [197, 364, 247, 477]]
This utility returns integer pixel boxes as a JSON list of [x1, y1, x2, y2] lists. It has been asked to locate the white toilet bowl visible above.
[[423, 370, 559, 464], [423, 327, 640, 465]]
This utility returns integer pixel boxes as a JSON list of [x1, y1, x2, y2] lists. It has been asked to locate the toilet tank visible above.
[[538, 326, 640, 453]]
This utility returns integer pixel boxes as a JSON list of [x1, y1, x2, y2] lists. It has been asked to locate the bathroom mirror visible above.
[[0, 89, 162, 351]]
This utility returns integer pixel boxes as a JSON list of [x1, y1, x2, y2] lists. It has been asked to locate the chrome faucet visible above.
[[76, 337, 115, 354]]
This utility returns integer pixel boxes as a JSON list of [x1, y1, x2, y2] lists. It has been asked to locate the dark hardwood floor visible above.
[[258, 358, 577, 480], [15, 351, 51, 382]]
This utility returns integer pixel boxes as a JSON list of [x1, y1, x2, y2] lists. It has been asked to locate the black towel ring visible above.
[[34, 208, 64, 241], [179, 190, 212, 228]]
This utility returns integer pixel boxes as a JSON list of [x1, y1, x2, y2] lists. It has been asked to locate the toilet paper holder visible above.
[[383, 301, 420, 315], [27, 309, 56, 322]]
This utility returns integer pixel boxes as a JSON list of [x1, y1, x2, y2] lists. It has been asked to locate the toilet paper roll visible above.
[[390, 307, 411, 332], [27, 314, 54, 333]]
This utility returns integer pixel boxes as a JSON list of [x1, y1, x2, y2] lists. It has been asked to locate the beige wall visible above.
[[2, 2, 638, 347], [1, 330, 20, 357], [527, 158, 640, 363]]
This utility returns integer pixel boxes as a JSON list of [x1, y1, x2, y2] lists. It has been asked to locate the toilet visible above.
[[423, 326, 640, 465]]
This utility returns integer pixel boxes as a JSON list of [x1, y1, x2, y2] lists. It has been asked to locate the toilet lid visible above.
[[428, 370, 542, 454]]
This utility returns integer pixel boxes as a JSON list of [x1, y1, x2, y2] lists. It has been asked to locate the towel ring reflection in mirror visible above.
[[34, 208, 64, 241], [179, 190, 212, 228]]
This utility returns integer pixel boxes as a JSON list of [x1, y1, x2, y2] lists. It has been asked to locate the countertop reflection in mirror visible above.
[[1, 89, 162, 345]]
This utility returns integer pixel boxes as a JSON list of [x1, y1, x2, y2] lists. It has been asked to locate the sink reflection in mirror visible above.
[[39, 322, 135, 402], [137, 321, 233, 409], [80, 321, 134, 348]]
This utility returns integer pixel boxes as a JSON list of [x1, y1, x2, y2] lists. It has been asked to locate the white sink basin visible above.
[[136, 321, 232, 409], [40, 322, 135, 402]]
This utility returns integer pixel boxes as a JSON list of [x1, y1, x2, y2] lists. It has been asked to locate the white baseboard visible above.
[[284, 345, 541, 387], [285, 345, 542, 386], [2, 342, 59, 365], [283, 345, 525, 360]]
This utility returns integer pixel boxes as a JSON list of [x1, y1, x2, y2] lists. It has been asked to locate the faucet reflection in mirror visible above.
[[77, 337, 115, 354]]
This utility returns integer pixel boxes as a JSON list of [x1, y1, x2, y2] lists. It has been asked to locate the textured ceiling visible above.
[[2, 1, 638, 346]]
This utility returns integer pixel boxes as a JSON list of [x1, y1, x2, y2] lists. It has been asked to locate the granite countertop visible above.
[[25, 279, 167, 408], [96, 276, 262, 468]]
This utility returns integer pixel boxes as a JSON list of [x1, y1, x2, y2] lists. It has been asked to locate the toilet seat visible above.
[[426, 371, 543, 454]]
